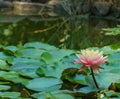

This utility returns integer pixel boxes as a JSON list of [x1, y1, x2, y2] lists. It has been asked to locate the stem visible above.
[[90, 67, 99, 89]]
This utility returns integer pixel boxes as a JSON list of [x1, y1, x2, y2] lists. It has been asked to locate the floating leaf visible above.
[[104, 90, 120, 98], [37, 62, 79, 79], [0, 81, 10, 85], [32, 90, 74, 99], [0, 59, 10, 70], [5, 46, 18, 53], [77, 86, 98, 94], [40, 49, 75, 64], [0, 85, 11, 91], [66, 73, 87, 85], [86, 72, 120, 89], [0, 71, 29, 85], [40, 52, 53, 64], [0, 52, 11, 59], [25, 77, 62, 91], [0, 92, 20, 98], [12, 57, 44, 65], [11, 63, 40, 71], [24, 42, 57, 50], [19, 69, 39, 78], [16, 48, 45, 59]]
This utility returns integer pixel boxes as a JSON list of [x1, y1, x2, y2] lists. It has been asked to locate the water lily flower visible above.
[[74, 49, 108, 73]]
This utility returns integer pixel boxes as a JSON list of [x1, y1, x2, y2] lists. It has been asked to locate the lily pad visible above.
[[11, 63, 40, 71], [40, 49, 75, 64], [0, 52, 11, 59], [32, 90, 74, 99], [86, 72, 120, 89], [0, 59, 10, 70], [0, 71, 29, 85], [5, 46, 18, 53], [0, 92, 20, 98], [12, 57, 44, 66], [37, 62, 79, 79], [16, 48, 45, 59], [0, 85, 11, 91], [24, 42, 57, 50], [25, 77, 62, 91], [19, 69, 39, 78]]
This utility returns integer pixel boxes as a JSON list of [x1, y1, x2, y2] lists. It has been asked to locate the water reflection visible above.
[[0, 16, 120, 50]]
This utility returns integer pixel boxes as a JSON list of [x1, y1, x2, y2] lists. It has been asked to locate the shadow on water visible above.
[[0, 15, 120, 50]]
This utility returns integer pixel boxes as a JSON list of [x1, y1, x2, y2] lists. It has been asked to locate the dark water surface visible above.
[[0, 15, 120, 50]]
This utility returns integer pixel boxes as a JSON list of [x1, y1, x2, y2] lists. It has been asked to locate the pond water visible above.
[[0, 15, 120, 50]]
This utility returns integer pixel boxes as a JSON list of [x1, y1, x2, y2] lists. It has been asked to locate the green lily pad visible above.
[[101, 46, 117, 55], [104, 90, 120, 98], [37, 62, 79, 79], [19, 69, 39, 78], [40, 49, 75, 64], [11, 63, 40, 71], [40, 52, 53, 64], [0, 92, 20, 98], [25, 77, 62, 91], [5, 46, 18, 53], [12, 57, 44, 66], [86, 72, 120, 89], [24, 42, 57, 50], [0, 71, 29, 85], [77, 86, 98, 94], [16, 48, 45, 59], [0, 52, 11, 59], [32, 91, 74, 99], [0, 81, 10, 85], [0, 59, 10, 70], [66, 73, 87, 85], [0, 85, 11, 91]]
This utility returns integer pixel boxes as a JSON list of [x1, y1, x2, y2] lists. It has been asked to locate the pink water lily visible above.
[[74, 49, 108, 73]]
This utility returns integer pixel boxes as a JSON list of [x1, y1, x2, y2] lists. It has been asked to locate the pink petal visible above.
[[91, 53, 102, 61], [91, 65, 100, 74], [97, 56, 108, 65], [80, 55, 92, 65]]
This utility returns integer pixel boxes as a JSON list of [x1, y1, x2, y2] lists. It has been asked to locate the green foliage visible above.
[[32, 90, 75, 99], [103, 25, 120, 35], [1, 17, 119, 50], [0, 42, 120, 98], [0, 85, 11, 91], [25, 77, 62, 92], [0, 92, 20, 99]]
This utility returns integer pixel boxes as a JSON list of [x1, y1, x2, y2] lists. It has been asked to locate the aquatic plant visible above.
[[0, 42, 120, 98], [75, 49, 107, 89]]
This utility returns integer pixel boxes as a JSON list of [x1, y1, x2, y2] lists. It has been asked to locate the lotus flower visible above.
[[74, 49, 108, 73]]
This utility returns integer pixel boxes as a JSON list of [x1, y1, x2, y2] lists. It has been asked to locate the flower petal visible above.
[[74, 49, 108, 73], [91, 65, 100, 74]]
